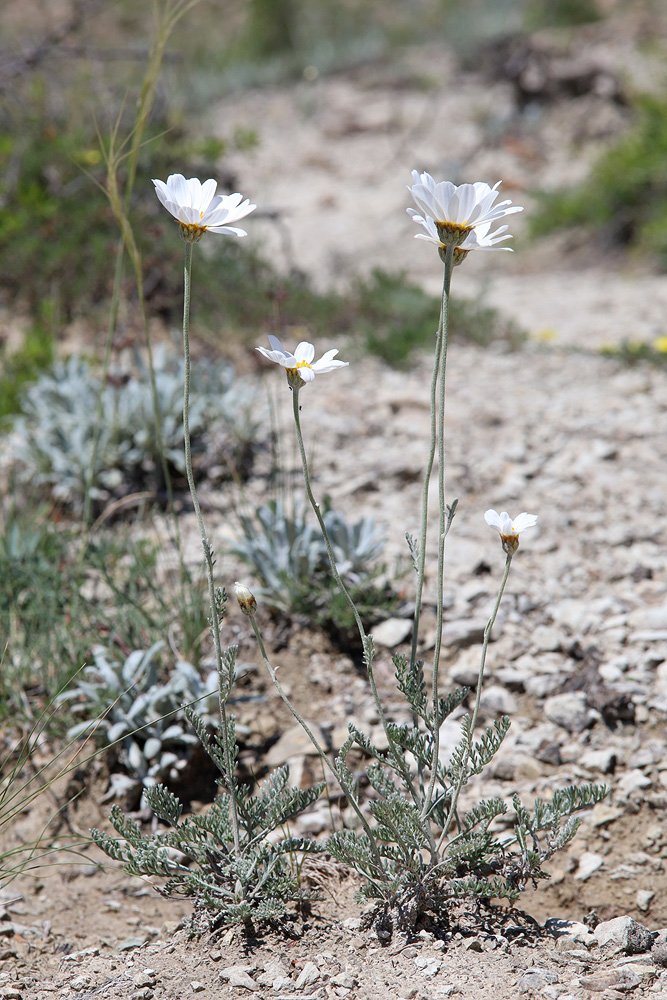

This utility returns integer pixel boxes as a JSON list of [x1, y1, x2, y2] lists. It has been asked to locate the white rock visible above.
[[580, 748, 617, 773], [517, 967, 558, 992], [616, 769, 652, 799], [530, 625, 562, 652], [594, 915, 653, 954], [543, 692, 595, 733], [295, 961, 321, 988], [372, 617, 412, 647], [273, 976, 293, 991], [479, 684, 518, 716], [637, 889, 655, 912], [629, 604, 667, 630], [331, 973, 357, 988], [220, 967, 259, 991], [574, 852, 604, 881], [265, 723, 328, 766]]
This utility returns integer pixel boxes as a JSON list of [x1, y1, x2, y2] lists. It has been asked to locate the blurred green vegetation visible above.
[[599, 336, 667, 367], [530, 96, 667, 267], [359, 270, 525, 366], [0, 498, 208, 724], [0, 320, 53, 420], [522, 0, 601, 30]]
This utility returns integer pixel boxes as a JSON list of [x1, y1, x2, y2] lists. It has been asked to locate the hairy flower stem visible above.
[[423, 244, 454, 820], [182, 242, 240, 856], [291, 389, 386, 725], [248, 616, 383, 870], [290, 388, 427, 840], [438, 551, 513, 851], [409, 268, 447, 684]]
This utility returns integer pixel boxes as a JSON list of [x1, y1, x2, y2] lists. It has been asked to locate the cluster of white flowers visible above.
[[154, 168, 536, 547]]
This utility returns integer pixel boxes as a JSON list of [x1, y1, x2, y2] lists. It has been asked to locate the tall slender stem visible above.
[[423, 243, 453, 819], [291, 388, 366, 643], [409, 269, 448, 681], [249, 616, 383, 872], [182, 242, 240, 855], [290, 387, 426, 836], [438, 551, 513, 850]]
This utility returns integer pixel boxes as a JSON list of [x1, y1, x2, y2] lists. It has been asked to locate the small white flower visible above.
[[485, 509, 538, 554], [407, 170, 522, 251], [256, 335, 349, 388], [152, 173, 256, 242]]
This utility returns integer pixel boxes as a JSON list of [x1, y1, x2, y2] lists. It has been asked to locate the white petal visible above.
[[152, 178, 170, 208], [484, 509, 502, 529], [512, 512, 538, 533], [294, 342, 315, 364], [315, 349, 339, 365], [312, 359, 349, 373], [207, 224, 248, 237], [199, 177, 218, 211]]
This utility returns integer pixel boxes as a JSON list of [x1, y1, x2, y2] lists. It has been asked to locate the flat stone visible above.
[[118, 937, 148, 952], [190, 984, 205, 993], [441, 618, 488, 651], [637, 890, 655, 912], [479, 684, 518, 716], [579, 967, 641, 991], [518, 968, 558, 992], [372, 617, 412, 647], [530, 625, 562, 652], [594, 916, 653, 955], [220, 967, 259, 991], [448, 648, 480, 687], [544, 692, 596, 733], [295, 961, 321, 988], [575, 852, 604, 881], [628, 604, 667, 630], [133, 970, 157, 988], [331, 974, 357, 989], [265, 723, 328, 765], [616, 769, 652, 799], [580, 748, 617, 774], [591, 803, 624, 828]]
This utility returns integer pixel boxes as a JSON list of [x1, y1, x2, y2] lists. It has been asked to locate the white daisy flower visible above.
[[407, 170, 523, 250], [485, 509, 538, 554], [256, 335, 349, 389], [152, 173, 256, 242], [407, 209, 512, 264]]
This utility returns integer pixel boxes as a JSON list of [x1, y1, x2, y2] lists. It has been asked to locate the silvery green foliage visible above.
[[57, 640, 230, 790], [9, 347, 263, 510], [324, 650, 609, 935], [232, 499, 385, 613], [91, 739, 326, 930]]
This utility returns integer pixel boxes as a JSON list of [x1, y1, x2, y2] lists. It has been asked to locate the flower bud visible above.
[[234, 581, 257, 617]]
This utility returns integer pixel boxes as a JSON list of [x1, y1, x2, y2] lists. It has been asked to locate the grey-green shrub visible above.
[[57, 641, 236, 795], [8, 347, 264, 511]]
